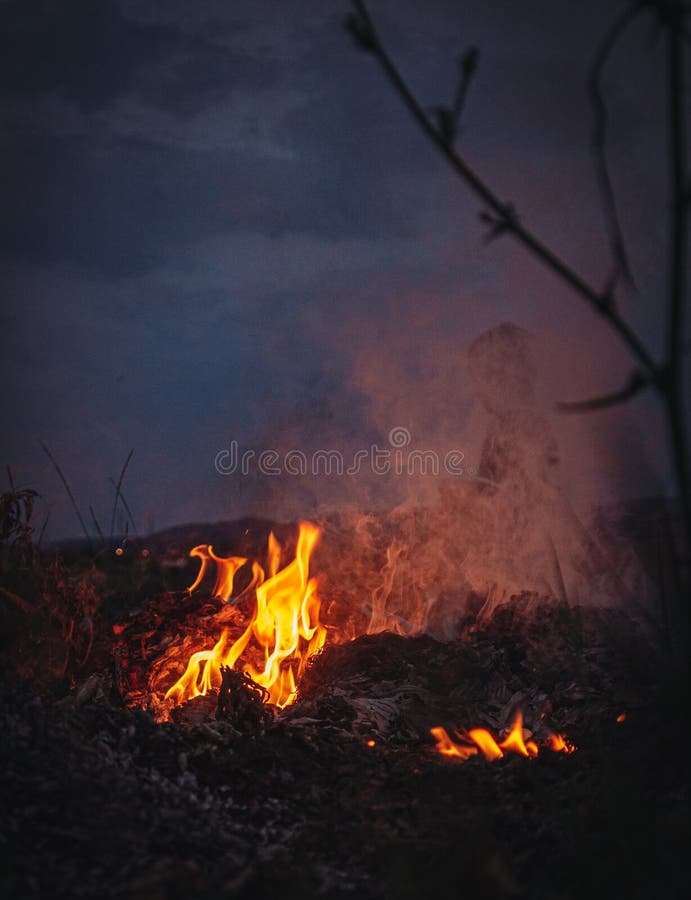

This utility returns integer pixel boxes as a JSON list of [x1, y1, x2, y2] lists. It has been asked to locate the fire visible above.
[[430, 726, 478, 761], [186, 545, 247, 598], [164, 522, 327, 709], [494, 709, 538, 757], [545, 732, 571, 752], [431, 710, 575, 762], [466, 727, 504, 761]]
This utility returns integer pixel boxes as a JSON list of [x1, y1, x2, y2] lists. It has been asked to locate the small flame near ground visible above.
[[164, 521, 327, 709], [431, 710, 575, 762]]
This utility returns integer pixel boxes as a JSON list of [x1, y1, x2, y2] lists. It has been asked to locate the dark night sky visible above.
[[0, 0, 683, 540]]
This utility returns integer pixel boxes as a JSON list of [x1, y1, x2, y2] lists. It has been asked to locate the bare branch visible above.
[[480, 205, 518, 243], [349, 0, 659, 378], [430, 46, 479, 146], [556, 370, 651, 413], [454, 47, 479, 120], [344, 10, 377, 52], [587, 2, 645, 287]]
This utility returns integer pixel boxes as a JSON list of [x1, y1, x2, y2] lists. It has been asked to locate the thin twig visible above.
[[6, 464, 16, 493], [39, 440, 91, 543], [587, 2, 645, 287], [428, 46, 479, 146], [556, 370, 651, 412], [89, 506, 106, 546], [348, 0, 659, 377], [37, 512, 49, 550], [109, 449, 134, 540], [108, 477, 138, 536], [453, 47, 478, 125]]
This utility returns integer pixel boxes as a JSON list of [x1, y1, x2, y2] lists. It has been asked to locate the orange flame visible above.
[[544, 732, 575, 753], [467, 727, 504, 760], [497, 709, 534, 758], [430, 726, 478, 761], [185, 545, 248, 598], [165, 522, 327, 709], [431, 711, 575, 762]]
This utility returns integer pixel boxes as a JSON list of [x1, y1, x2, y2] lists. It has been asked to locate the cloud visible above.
[[0, 0, 185, 111], [1, 0, 675, 539]]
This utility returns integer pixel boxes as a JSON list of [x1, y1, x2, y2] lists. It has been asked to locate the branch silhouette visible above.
[[556, 370, 651, 413], [587, 1, 644, 288], [347, 0, 659, 378]]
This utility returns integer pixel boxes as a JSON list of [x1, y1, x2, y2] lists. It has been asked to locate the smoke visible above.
[[225, 285, 657, 637]]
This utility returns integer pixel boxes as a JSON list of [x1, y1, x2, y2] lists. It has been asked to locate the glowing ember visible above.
[[545, 732, 572, 753], [164, 521, 327, 709], [431, 710, 575, 762]]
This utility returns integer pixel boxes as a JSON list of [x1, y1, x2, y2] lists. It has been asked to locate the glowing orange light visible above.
[[498, 709, 531, 757], [366, 739, 376, 748], [545, 732, 575, 753], [185, 545, 247, 599], [431, 711, 575, 763], [616, 712, 626, 723], [468, 727, 504, 761], [165, 522, 327, 709], [430, 727, 478, 761]]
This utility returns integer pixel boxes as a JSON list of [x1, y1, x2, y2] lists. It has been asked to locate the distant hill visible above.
[[46, 497, 682, 590]]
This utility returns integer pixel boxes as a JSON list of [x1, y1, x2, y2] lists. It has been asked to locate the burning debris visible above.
[[154, 522, 326, 712], [430, 709, 575, 763], [101, 516, 660, 762]]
